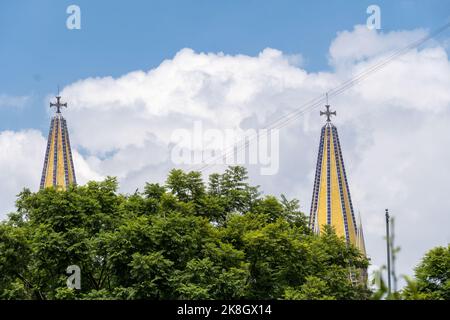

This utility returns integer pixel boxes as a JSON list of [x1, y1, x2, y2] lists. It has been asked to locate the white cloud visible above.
[[0, 130, 102, 216], [1, 25, 449, 287], [61, 48, 309, 154], [72, 150, 104, 184], [0, 130, 45, 215], [329, 25, 428, 67]]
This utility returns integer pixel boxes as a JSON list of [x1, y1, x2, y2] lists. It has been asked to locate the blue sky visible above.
[[1, 1, 450, 285], [0, 0, 449, 133]]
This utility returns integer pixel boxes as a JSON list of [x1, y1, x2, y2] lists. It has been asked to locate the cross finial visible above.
[[320, 96, 336, 122], [50, 95, 67, 114]]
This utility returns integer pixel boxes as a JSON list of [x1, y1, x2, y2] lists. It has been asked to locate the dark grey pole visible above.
[[391, 217, 397, 293], [385, 209, 391, 296]]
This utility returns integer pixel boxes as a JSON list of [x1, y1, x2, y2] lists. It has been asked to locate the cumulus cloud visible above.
[[329, 25, 428, 67], [61, 48, 309, 154], [0, 131, 45, 215], [1, 25, 449, 285], [0, 130, 102, 216]]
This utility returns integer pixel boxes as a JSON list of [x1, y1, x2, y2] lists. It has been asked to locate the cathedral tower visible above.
[[40, 95, 77, 190], [309, 102, 365, 255]]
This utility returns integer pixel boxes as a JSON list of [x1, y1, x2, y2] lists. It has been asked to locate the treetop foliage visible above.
[[401, 245, 450, 300], [0, 166, 370, 300]]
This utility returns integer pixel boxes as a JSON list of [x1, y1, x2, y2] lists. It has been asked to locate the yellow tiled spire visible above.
[[309, 102, 365, 254], [356, 212, 367, 256], [40, 95, 76, 190]]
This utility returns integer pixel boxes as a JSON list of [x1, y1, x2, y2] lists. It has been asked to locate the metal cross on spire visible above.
[[50, 94, 67, 114], [320, 93, 336, 122]]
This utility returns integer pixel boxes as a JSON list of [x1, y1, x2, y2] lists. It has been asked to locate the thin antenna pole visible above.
[[385, 209, 392, 297], [391, 217, 397, 293]]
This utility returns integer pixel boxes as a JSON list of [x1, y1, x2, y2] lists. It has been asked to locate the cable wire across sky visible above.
[[188, 21, 450, 173]]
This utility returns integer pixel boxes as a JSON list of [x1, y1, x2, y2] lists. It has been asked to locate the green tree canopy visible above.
[[402, 245, 450, 300], [0, 166, 369, 300]]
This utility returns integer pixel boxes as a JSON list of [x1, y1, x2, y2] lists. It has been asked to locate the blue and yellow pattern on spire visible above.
[[40, 95, 77, 190], [309, 100, 365, 255]]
